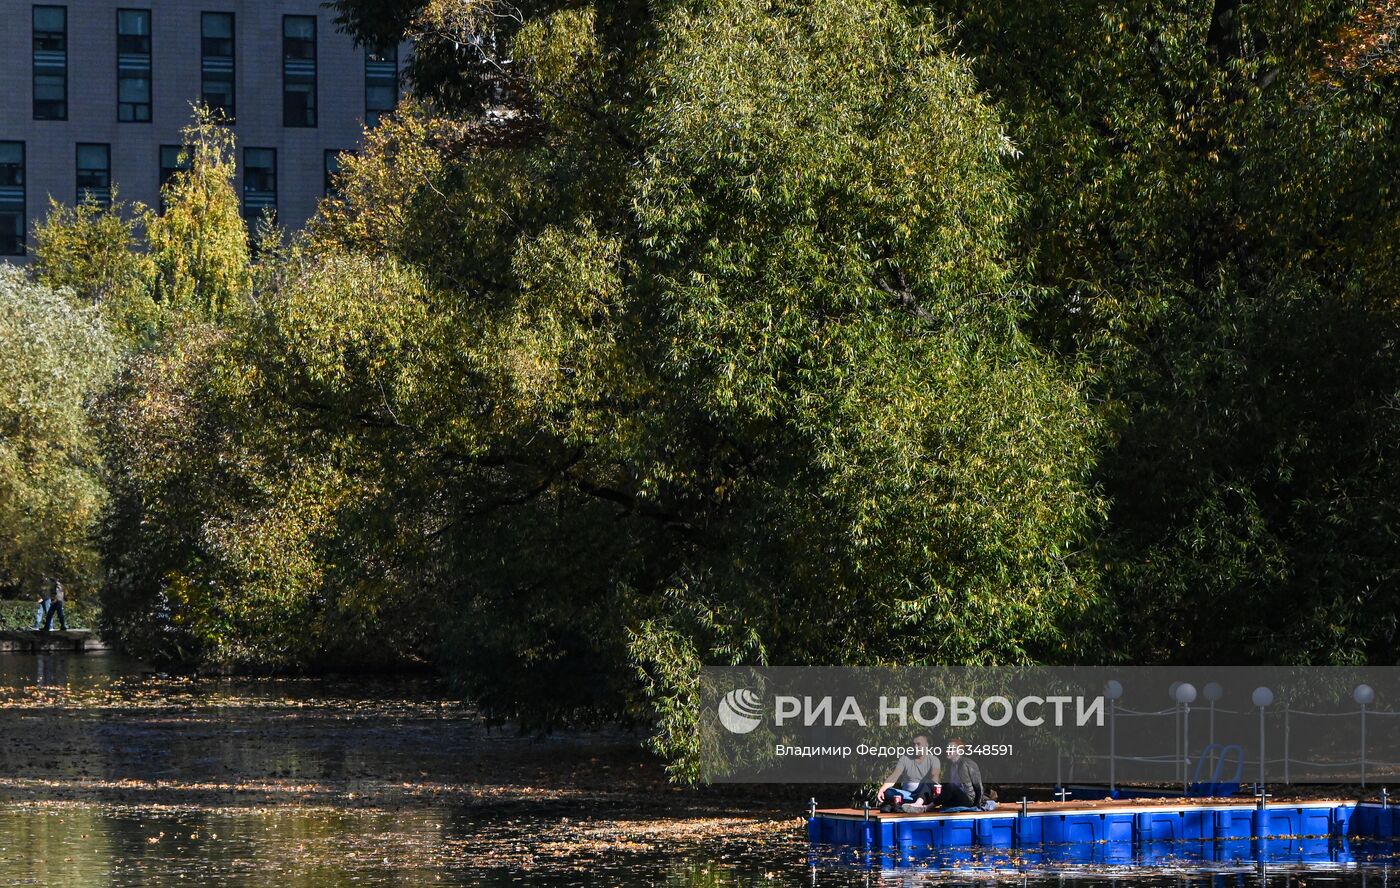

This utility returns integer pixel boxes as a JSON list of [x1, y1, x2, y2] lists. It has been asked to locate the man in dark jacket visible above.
[[41, 578, 67, 632], [932, 737, 984, 809]]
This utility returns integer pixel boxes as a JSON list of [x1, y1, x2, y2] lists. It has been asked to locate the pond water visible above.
[[0, 652, 1397, 886]]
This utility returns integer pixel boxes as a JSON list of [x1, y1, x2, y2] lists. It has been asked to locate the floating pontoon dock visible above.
[[810, 796, 1396, 862]]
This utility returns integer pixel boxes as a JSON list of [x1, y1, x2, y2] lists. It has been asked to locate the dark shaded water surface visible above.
[[0, 652, 1397, 886]]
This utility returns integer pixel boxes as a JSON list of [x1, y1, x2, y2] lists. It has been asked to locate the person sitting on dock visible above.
[[41, 578, 67, 632], [930, 737, 984, 810], [877, 733, 939, 812]]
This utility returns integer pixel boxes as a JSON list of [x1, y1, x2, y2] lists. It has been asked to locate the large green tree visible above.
[[930, 0, 1400, 662], [0, 269, 117, 598], [109, 0, 1101, 774]]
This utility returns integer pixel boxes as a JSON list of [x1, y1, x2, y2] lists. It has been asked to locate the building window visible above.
[[324, 149, 355, 197], [283, 16, 317, 127], [243, 148, 276, 228], [33, 6, 67, 121], [365, 44, 398, 128], [77, 144, 112, 207], [201, 12, 235, 120], [159, 145, 190, 190], [117, 9, 152, 122], [0, 143, 24, 256], [158, 144, 191, 210]]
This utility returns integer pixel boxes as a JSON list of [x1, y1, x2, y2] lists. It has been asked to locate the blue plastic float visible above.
[[808, 797, 1397, 866]]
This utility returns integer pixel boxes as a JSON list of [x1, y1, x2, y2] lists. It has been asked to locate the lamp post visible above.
[[1169, 682, 1183, 784], [1284, 698, 1290, 785], [1355, 684, 1376, 788], [1105, 680, 1123, 794], [1175, 683, 1197, 795], [1252, 687, 1274, 792], [1203, 682, 1223, 749]]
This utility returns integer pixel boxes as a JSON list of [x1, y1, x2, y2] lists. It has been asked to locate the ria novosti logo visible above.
[[717, 688, 764, 734], [715, 689, 1106, 734]]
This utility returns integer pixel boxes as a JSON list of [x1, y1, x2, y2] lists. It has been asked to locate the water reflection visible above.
[[0, 650, 131, 690], [812, 837, 1400, 884], [5, 803, 1400, 887], [1, 653, 1398, 886], [33, 652, 68, 686]]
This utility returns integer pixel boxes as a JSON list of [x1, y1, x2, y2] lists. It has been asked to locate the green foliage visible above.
[[32, 109, 254, 333], [330, 0, 531, 113], [32, 194, 161, 348], [0, 598, 97, 631], [0, 268, 117, 598], [25, 110, 267, 654], [933, 0, 1400, 662], [98, 258, 442, 669], [86, 0, 1400, 782], [622, 0, 1102, 773], [33, 193, 149, 304], [112, 0, 1102, 780], [147, 113, 251, 318]]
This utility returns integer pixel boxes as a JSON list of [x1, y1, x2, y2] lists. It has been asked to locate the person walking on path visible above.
[[41, 578, 67, 632], [33, 583, 51, 630]]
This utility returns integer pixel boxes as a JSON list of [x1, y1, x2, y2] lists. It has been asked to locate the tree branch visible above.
[[877, 276, 937, 325]]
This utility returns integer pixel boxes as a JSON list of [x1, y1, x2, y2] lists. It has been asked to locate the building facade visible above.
[[0, 1, 404, 258]]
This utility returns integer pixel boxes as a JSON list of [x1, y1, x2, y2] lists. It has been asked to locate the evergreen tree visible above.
[[147, 112, 251, 318]]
